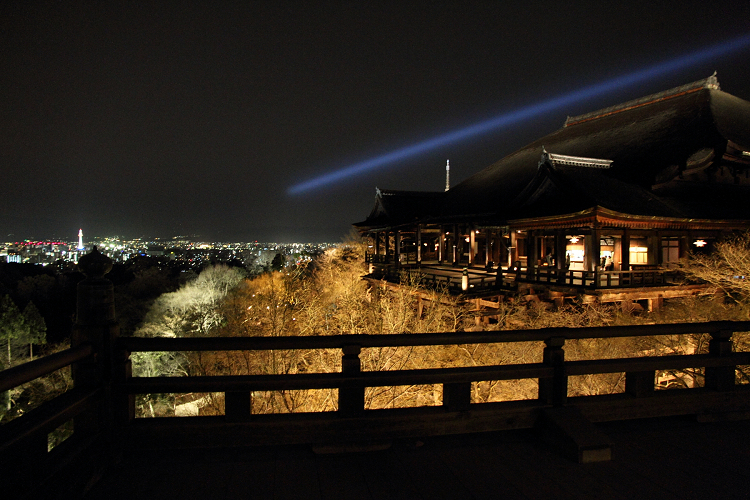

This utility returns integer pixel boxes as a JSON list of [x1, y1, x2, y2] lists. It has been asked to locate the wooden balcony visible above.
[[365, 260, 686, 295], [2, 250, 748, 497], [3, 320, 750, 497]]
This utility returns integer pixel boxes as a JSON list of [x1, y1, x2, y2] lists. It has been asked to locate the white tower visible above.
[[78, 229, 84, 250], [445, 160, 450, 192]]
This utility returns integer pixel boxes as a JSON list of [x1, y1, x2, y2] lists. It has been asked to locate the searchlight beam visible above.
[[288, 34, 750, 195]]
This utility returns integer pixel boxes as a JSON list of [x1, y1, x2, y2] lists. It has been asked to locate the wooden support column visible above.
[[416, 225, 422, 263], [383, 231, 391, 263], [394, 230, 401, 266], [527, 230, 538, 280], [555, 229, 567, 284], [539, 337, 567, 407], [586, 228, 600, 272], [621, 228, 631, 271], [705, 330, 735, 392], [374, 231, 380, 257], [225, 391, 252, 422], [554, 230, 566, 271], [452, 224, 459, 266], [654, 231, 663, 266], [339, 345, 363, 415], [680, 231, 693, 259], [626, 371, 654, 397], [71, 248, 126, 444], [443, 382, 471, 412], [486, 229, 493, 267], [438, 226, 445, 264], [469, 229, 476, 266]]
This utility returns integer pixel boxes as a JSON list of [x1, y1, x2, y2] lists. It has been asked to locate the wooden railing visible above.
[[503, 266, 683, 288], [368, 260, 683, 291], [416, 267, 497, 291], [0, 344, 102, 498], [3, 320, 750, 495], [365, 251, 420, 266]]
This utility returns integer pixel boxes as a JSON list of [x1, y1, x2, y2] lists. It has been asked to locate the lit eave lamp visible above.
[[569, 236, 580, 244], [693, 239, 707, 248]]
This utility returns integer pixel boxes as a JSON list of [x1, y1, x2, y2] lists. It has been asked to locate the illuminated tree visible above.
[[134, 264, 245, 338], [679, 232, 750, 300], [0, 295, 29, 413], [22, 302, 46, 359], [131, 265, 245, 417], [0, 295, 29, 369]]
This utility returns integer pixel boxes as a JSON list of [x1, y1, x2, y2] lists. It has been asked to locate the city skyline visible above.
[[3, 2, 750, 242]]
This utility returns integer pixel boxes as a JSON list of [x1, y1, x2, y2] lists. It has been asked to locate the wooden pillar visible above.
[[621, 228, 631, 271], [539, 337, 567, 406], [527, 230, 538, 271], [486, 229, 493, 267], [586, 228, 600, 272], [555, 229, 567, 284], [452, 224, 459, 266], [438, 226, 445, 264], [383, 231, 391, 262], [71, 248, 128, 442], [469, 229, 476, 266], [443, 382, 471, 411], [705, 330, 735, 391], [626, 371, 654, 397], [654, 231, 663, 266], [683, 231, 693, 258], [339, 345, 363, 415], [647, 232, 658, 266], [416, 225, 422, 263], [554, 230, 566, 271], [225, 391, 252, 422], [394, 230, 401, 266], [374, 231, 381, 257]]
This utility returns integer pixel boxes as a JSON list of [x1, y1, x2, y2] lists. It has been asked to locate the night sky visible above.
[[2, 2, 750, 243]]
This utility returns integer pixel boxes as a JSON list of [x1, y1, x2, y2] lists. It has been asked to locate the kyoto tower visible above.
[[77, 229, 84, 250]]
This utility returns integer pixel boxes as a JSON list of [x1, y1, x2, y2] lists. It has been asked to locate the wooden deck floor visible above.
[[84, 415, 750, 500]]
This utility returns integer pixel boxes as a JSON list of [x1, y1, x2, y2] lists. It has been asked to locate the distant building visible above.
[[355, 75, 750, 304], [145, 245, 165, 257]]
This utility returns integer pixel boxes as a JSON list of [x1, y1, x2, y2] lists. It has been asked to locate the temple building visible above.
[[354, 74, 750, 307]]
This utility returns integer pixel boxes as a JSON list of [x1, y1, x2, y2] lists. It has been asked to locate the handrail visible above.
[[3, 318, 750, 492], [119, 321, 750, 352], [122, 363, 554, 394], [116, 320, 750, 428], [0, 387, 101, 453], [565, 352, 750, 376], [0, 344, 94, 393], [123, 351, 750, 396], [502, 265, 684, 288]]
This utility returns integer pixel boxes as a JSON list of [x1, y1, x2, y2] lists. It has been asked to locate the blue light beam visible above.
[[288, 33, 750, 195]]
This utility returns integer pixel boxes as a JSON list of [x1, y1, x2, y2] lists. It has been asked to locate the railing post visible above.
[[71, 247, 119, 453], [114, 345, 135, 424], [225, 391, 252, 422], [705, 329, 734, 391], [539, 337, 567, 406], [625, 371, 654, 397], [339, 344, 363, 415], [443, 382, 471, 411]]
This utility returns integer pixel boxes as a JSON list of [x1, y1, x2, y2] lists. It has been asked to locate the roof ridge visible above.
[[564, 73, 719, 128]]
